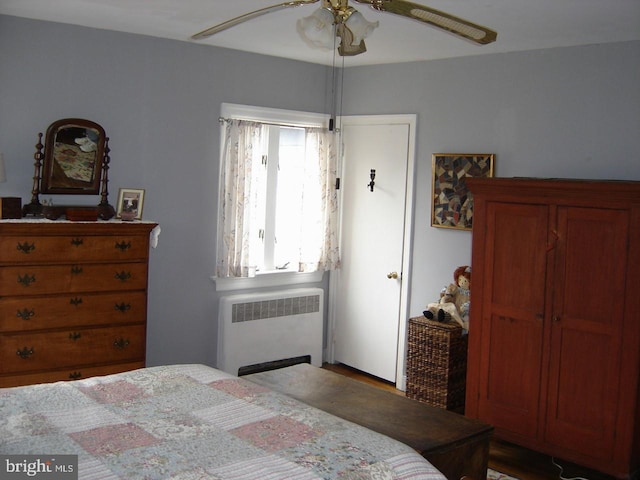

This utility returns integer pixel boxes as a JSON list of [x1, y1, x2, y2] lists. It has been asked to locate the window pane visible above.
[[274, 127, 306, 270], [251, 133, 268, 271]]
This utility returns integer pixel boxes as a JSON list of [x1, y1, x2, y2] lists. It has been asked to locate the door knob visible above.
[[387, 271, 399, 279]]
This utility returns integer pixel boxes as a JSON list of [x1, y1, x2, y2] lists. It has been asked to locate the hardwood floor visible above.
[[322, 363, 617, 480]]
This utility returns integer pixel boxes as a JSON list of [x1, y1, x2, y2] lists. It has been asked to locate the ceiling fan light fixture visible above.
[[297, 6, 378, 55], [344, 11, 378, 45], [297, 7, 336, 49], [337, 24, 367, 55]]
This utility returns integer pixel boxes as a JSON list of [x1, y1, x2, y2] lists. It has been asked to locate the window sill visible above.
[[212, 270, 324, 292]]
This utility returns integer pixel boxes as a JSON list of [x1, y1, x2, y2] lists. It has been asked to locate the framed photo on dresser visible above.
[[116, 188, 145, 220]]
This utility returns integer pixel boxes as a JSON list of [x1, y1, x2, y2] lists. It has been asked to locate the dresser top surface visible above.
[[0, 219, 158, 235]]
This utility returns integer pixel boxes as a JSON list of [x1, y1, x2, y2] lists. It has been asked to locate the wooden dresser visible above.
[[0, 220, 157, 388], [464, 178, 640, 479]]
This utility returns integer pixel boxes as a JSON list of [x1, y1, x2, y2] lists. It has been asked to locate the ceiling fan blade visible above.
[[353, 0, 497, 45], [192, 0, 320, 40]]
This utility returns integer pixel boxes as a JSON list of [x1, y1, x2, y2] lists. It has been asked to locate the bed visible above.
[[0, 364, 446, 479]]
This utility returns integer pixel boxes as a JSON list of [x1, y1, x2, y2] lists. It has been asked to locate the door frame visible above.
[[327, 113, 417, 390]]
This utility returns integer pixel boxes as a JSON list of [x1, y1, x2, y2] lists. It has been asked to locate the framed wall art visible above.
[[431, 153, 495, 230], [116, 188, 145, 220]]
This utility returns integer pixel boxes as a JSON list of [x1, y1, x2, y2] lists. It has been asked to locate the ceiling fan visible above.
[[191, 0, 497, 57]]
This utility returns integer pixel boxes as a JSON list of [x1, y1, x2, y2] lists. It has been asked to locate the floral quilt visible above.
[[0, 364, 445, 479]]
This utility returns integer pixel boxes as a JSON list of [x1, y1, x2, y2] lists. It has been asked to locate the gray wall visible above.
[[2, 14, 639, 367], [0, 15, 330, 367], [340, 42, 640, 319]]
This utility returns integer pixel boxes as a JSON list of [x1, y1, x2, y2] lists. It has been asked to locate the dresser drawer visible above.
[[0, 361, 145, 388], [0, 262, 148, 296], [0, 234, 150, 263], [0, 324, 145, 374], [0, 291, 147, 332]]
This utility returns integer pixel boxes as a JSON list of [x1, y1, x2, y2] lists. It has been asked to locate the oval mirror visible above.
[[41, 118, 106, 194]]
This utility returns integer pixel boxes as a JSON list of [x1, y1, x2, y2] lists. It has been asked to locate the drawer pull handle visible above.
[[71, 265, 83, 275], [17, 309, 35, 320], [17, 274, 36, 287], [115, 271, 132, 282], [70, 297, 83, 306], [16, 347, 34, 359], [16, 242, 36, 254], [69, 372, 82, 380], [69, 332, 82, 341], [115, 241, 132, 251], [113, 338, 130, 349], [115, 302, 131, 313], [70, 238, 84, 247]]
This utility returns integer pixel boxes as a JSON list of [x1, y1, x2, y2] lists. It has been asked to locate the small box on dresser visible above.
[[406, 316, 468, 413], [0, 197, 22, 219], [0, 220, 157, 387]]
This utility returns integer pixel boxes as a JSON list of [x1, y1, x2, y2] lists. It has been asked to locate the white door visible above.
[[330, 115, 415, 385]]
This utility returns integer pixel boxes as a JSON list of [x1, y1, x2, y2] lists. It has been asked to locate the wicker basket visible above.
[[406, 316, 468, 413]]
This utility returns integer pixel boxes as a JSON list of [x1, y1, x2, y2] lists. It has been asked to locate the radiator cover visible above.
[[217, 288, 324, 375]]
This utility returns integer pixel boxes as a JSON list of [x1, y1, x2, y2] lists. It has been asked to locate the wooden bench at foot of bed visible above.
[[246, 363, 493, 480]]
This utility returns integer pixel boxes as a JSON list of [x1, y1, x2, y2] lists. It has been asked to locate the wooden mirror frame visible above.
[[23, 118, 115, 219], [41, 118, 106, 194]]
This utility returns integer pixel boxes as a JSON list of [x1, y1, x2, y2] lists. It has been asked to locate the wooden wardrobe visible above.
[[464, 178, 640, 479]]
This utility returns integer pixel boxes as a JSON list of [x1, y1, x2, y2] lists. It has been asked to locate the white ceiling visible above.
[[1, 0, 639, 67]]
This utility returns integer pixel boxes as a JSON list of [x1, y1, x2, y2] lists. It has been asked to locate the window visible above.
[[259, 125, 321, 272], [215, 104, 340, 280]]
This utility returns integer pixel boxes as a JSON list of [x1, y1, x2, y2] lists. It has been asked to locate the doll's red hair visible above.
[[454, 265, 471, 286]]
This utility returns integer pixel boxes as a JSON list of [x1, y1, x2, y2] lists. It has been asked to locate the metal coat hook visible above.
[[368, 169, 376, 192]]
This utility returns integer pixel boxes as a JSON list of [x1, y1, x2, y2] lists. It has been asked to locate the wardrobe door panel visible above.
[[545, 207, 628, 459], [477, 202, 548, 438]]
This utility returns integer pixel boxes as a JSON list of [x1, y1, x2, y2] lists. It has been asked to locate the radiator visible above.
[[217, 288, 324, 375]]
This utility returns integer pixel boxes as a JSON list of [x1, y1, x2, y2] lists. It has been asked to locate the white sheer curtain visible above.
[[216, 120, 340, 278], [216, 119, 266, 277], [299, 127, 340, 272]]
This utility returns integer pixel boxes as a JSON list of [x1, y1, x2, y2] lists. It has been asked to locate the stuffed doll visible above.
[[453, 265, 471, 330], [423, 265, 471, 330], [423, 283, 462, 325]]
